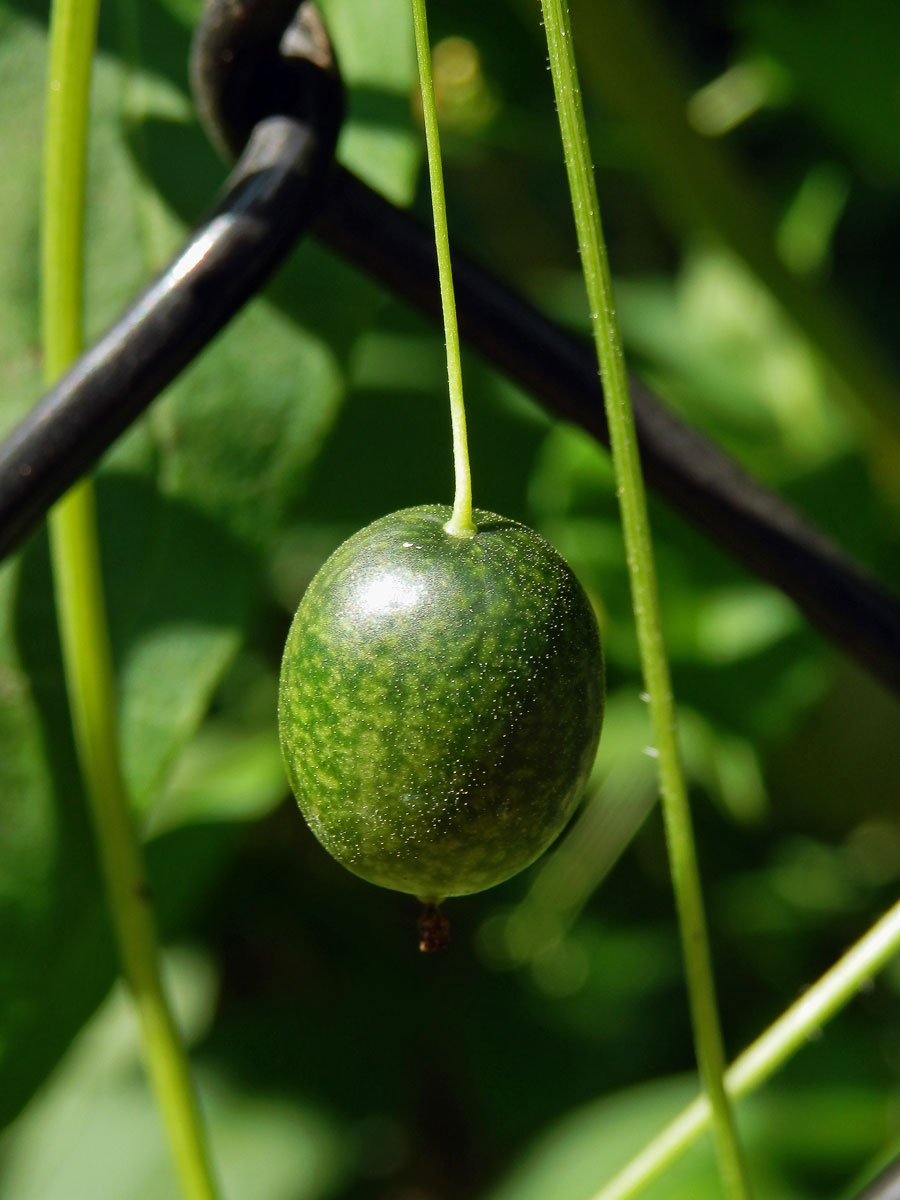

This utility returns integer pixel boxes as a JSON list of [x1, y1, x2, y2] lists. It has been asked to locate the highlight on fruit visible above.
[[278, 504, 605, 908]]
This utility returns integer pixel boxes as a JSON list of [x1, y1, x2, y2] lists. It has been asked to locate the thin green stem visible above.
[[410, 0, 476, 539], [42, 3, 220, 1197], [593, 897, 900, 1200], [538, 3, 752, 1198]]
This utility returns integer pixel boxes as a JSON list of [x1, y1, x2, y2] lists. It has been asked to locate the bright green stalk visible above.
[[594, 896, 900, 1200], [410, 0, 476, 539], [42, 3, 220, 1197], [537, 2, 752, 1198]]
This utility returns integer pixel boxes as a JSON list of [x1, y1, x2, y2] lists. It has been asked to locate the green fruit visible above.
[[278, 505, 604, 901]]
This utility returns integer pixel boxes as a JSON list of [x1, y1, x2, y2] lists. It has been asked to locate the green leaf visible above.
[[744, 0, 900, 184], [0, 948, 347, 1200], [615, 248, 841, 472], [484, 1075, 894, 1200], [320, 0, 420, 203], [94, 473, 256, 811], [147, 722, 286, 837], [0, 562, 59, 1069]]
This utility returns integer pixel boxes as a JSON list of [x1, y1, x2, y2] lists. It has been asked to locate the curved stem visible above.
[[42, 3, 220, 1197], [537, 2, 752, 1197], [410, 0, 476, 538], [593, 897, 900, 1200]]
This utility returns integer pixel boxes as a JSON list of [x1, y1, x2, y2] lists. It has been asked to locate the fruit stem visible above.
[[410, 0, 476, 539], [538, 2, 753, 1198], [418, 903, 451, 953], [42, 1, 220, 1196]]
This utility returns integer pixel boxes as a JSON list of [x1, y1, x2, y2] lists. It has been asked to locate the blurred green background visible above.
[[2, 0, 900, 1196]]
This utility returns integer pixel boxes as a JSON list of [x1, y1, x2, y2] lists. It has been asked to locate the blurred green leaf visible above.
[[484, 1075, 894, 1200], [92, 474, 255, 811], [0, 539, 107, 1128], [744, 0, 900, 183], [483, 1076, 728, 1200], [0, 948, 346, 1200], [320, 0, 419, 203], [616, 247, 842, 473], [147, 722, 286, 836], [0, 562, 58, 1066]]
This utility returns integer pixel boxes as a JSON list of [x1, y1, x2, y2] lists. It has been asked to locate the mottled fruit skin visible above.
[[278, 505, 604, 900]]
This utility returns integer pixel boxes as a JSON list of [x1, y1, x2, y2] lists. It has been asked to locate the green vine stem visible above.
[[593, 896, 900, 1200], [537, 2, 752, 1198], [42, 2, 220, 1197], [567, 0, 900, 449], [410, 0, 476, 539]]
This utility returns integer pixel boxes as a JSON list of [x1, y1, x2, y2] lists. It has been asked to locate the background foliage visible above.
[[2, 0, 900, 1196]]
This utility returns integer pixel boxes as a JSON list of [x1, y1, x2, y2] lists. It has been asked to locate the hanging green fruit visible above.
[[278, 504, 604, 907]]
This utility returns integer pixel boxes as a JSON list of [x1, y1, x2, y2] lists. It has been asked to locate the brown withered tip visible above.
[[418, 903, 450, 953]]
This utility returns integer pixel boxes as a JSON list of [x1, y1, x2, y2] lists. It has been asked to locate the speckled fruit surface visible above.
[[278, 505, 604, 900]]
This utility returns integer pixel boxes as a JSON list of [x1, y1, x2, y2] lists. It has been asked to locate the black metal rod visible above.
[[0, 1, 342, 562]]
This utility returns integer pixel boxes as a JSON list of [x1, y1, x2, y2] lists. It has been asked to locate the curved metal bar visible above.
[[190, 0, 339, 160], [0, 1, 341, 561]]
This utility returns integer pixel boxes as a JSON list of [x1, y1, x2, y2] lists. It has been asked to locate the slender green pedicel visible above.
[[279, 506, 604, 901]]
